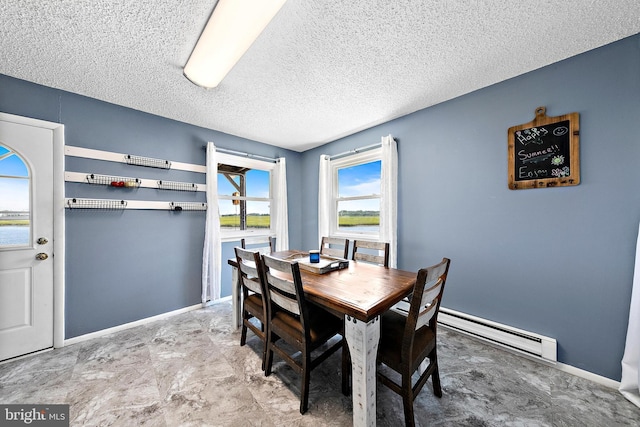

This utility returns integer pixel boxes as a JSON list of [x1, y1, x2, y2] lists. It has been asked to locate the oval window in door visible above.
[[0, 144, 30, 247]]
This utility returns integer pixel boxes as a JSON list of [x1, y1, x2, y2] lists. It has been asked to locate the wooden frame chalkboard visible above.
[[508, 107, 580, 190]]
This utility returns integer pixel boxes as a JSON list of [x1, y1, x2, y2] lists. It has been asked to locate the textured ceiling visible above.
[[1, 1, 639, 152]]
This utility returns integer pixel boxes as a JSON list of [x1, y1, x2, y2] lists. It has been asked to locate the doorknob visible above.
[[35, 253, 48, 261], [37, 237, 48, 245]]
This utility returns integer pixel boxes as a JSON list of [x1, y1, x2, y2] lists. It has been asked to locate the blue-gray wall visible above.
[[2, 33, 638, 381], [0, 74, 302, 339], [300, 34, 640, 381]]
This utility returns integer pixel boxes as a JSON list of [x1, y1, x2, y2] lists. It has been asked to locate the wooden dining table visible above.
[[229, 250, 416, 427]]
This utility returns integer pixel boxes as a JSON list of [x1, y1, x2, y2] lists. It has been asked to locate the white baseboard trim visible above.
[[203, 295, 232, 307], [620, 390, 640, 407], [64, 303, 203, 346], [554, 361, 621, 390]]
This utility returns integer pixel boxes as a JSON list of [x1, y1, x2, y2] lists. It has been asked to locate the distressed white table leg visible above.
[[345, 315, 380, 427], [231, 265, 241, 329]]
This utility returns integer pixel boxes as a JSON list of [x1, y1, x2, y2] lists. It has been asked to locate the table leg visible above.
[[231, 265, 241, 329], [345, 315, 380, 427]]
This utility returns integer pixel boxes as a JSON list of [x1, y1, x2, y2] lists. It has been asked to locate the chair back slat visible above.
[[322, 247, 345, 258], [415, 304, 438, 330], [239, 261, 260, 280], [265, 270, 298, 297], [353, 239, 383, 250], [236, 253, 262, 295], [352, 240, 389, 267], [414, 278, 443, 330], [262, 254, 302, 316], [235, 247, 266, 295], [242, 276, 263, 295], [353, 252, 382, 264], [320, 236, 349, 259], [322, 236, 348, 246], [262, 254, 293, 272], [423, 261, 448, 285], [269, 289, 301, 315], [419, 278, 442, 308]]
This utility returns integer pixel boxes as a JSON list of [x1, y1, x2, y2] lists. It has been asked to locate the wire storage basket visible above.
[[67, 198, 128, 210], [124, 154, 171, 169], [157, 180, 198, 192], [86, 174, 141, 188]]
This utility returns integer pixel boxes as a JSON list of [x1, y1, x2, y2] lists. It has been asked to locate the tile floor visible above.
[[1, 301, 639, 426]]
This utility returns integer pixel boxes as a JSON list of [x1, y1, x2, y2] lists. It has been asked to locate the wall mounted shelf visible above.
[[65, 198, 207, 211], [65, 172, 206, 192], [65, 145, 206, 173], [64, 146, 207, 211]]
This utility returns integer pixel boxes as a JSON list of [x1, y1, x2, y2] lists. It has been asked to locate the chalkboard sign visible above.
[[508, 107, 580, 190]]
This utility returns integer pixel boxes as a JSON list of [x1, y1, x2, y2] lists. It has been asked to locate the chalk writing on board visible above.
[[515, 127, 547, 145], [553, 126, 568, 137], [514, 120, 570, 182]]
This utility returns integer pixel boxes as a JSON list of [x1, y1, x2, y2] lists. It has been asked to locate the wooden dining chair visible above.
[[241, 236, 274, 255], [320, 236, 349, 259], [234, 246, 269, 370], [377, 257, 451, 427], [351, 239, 390, 267], [261, 254, 345, 414]]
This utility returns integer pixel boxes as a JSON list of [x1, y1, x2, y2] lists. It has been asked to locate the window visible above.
[[331, 149, 382, 238], [0, 144, 30, 247], [216, 153, 274, 239]]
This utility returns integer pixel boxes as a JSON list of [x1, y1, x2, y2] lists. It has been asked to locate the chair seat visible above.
[[378, 309, 435, 370], [271, 304, 342, 346], [244, 293, 265, 321]]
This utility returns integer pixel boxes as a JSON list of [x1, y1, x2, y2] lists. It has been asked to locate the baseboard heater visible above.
[[438, 307, 557, 362]]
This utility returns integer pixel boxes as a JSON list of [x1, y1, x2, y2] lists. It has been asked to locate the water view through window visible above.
[[0, 145, 30, 246], [337, 160, 381, 233]]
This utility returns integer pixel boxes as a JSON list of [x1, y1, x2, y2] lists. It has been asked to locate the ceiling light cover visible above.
[[184, 0, 287, 88]]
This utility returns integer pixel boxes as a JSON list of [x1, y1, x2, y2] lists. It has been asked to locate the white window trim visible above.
[[216, 152, 276, 242], [330, 148, 382, 240]]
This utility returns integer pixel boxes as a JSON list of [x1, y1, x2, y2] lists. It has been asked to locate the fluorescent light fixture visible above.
[[184, 0, 287, 88]]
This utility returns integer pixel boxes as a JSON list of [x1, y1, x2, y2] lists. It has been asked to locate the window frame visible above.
[[329, 148, 383, 240], [216, 153, 275, 242]]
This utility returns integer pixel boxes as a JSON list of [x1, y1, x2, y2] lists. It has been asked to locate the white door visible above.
[[0, 120, 54, 361]]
